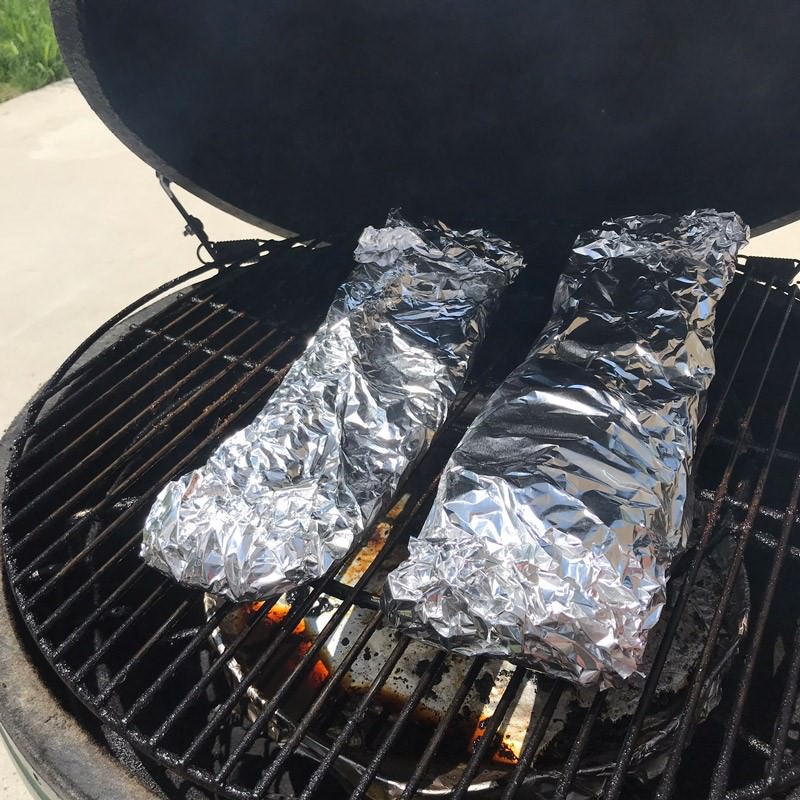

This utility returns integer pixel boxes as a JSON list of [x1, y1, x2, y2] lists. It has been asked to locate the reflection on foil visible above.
[[141, 212, 524, 600], [384, 210, 749, 687]]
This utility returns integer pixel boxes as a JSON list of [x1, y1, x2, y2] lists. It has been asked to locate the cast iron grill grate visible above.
[[3, 232, 800, 799]]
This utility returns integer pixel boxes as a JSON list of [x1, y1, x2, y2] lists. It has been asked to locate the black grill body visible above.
[[3, 226, 800, 799], [7, 3, 800, 797]]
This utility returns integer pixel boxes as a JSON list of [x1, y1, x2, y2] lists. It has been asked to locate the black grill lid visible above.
[[52, 1, 800, 238]]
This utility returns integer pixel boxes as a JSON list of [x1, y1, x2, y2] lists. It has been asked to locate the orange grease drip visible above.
[[385, 494, 409, 520], [470, 718, 521, 765], [338, 495, 408, 586], [340, 521, 392, 586]]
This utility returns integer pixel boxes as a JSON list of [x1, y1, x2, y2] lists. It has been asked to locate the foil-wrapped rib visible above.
[[383, 210, 749, 688], [141, 212, 525, 600]]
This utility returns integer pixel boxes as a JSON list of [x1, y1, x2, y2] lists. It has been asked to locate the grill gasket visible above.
[[2, 238, 800, 800]]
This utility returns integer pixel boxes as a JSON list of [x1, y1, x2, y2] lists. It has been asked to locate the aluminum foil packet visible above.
[[141, 212, 525, 600], [383, 210, 749, 688]]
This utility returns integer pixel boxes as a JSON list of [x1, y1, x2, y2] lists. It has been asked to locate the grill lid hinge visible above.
[[156, 172, 265, 266]]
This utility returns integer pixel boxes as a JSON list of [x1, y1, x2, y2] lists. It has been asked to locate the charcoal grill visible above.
[[4, 3, 800, 799]]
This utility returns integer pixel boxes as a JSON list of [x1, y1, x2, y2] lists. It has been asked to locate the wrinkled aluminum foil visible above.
[[141, 212, 525, 600], [383, 210, 749, 688]]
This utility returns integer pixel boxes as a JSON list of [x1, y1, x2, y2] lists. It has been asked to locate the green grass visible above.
[[0, 0, 67, 102]]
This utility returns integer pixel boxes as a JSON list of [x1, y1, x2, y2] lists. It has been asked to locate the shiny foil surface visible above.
[[384, 210, 749, 688], [141, 213, 525, 600]]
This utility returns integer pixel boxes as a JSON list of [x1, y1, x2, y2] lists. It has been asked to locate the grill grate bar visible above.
[[296, 637, 412, 800], [725, 766, 800, 800], [16, 293, 220, 470], [51, 561, 151, 660], [739, 731, 774, 760], [10, 302, 240, 500], [602, 274, 779, 800], [182, 768, 255, 800], [553, 691, 605, 800], [714, 267, 752, 346], [165, 626, 208, 645], [29, 347, 292, 635], [348, 651, 449, 800], [19, 329, 290, 605], [397, 657, 487, 800], [766, 606, 800, 780], [8, 312, 263, 540], [122, 599, 233, 723], [698, 488, 800, 526], [655, 285, 800, 800], [749, 530, 800, 564], [146, 600, 276, 744], [695, 275, 775, 465], [500, 686, 564, 800], [450, 667, 529, 800], [24, 288, 218, 420], [73, 579, 175, 681], [94, 598, 194, 705], [251, 611, 388, 798], [709, 433, 800, 467], [710, 460, 800, 795]]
